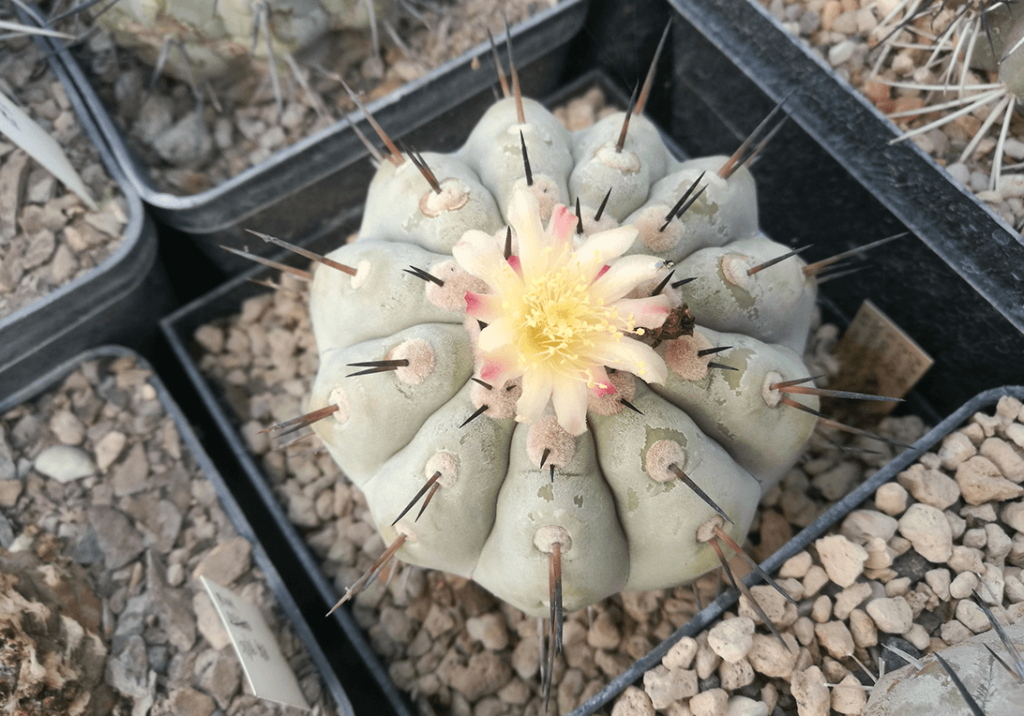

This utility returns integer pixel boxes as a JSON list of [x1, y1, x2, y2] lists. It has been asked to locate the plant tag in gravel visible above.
[[830, 300, 932, 415], [0, 87, 96, 210], [201, 576, 310, 711]]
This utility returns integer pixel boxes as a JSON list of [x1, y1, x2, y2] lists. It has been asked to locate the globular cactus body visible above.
[[93, 0, 377, 81], [864, 622, 1024, 716], [309, 94, 820, 616]]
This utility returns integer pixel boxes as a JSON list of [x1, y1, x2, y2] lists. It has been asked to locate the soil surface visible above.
[[0, 354, 337, 716], [616, 393, 1024, 716], [68, 0, 554, 195], [760, 0, 1024, 235], [0, 39, 128, 321], [190, 84, 934, 716]]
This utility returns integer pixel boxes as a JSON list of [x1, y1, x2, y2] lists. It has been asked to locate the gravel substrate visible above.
[[612, 395, 1024, 716], [69, 0, 549, 196], [760, 0, 1024, 233], [197, 269, 926, 716], [0, 353, 336, 716], [190, 83, 930, 714], [0, 39, 128, 320]]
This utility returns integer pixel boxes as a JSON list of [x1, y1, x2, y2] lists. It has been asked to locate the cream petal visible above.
[[547, 203, 577, 245], [609, 295, 672, 329], [453, 230, 513, 293], [587, 335, 668, 385], [507, 188, 546, 281], [478, 344, 521, 385], [570, 225, 639, 279], [590, 255, 667, 303], [551, 376, 589, 435], [517, 370, 553, 423], [478, 317, 515, 352], [465, 291, 504, 322]]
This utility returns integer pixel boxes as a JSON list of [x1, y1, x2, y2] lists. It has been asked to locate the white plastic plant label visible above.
[[0, 86, 97, 210], [200, 576, 310, 711]]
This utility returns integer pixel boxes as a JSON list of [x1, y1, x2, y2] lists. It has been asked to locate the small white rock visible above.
[[865, 596, 913, 634], [34, 445, 94, 482], [815, 534, 868, 587], [874, 483, 907, 516], [897, 503, 953, 563], [708, 617, 756, 663], [726, 695, 768, 716]]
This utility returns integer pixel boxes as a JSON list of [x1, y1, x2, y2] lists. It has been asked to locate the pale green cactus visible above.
[[865, 621, 1024, 716], [304, 90, 823, 621], [92, 0, 381, 81]]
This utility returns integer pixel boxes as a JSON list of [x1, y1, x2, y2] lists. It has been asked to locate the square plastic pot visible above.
[[0, 345, 357, 715], [0, 11, 173, 405], [158, 69, 690, 716], [568, 383, 1024, 716], [155, 59, 994, 715], [651, 0, 1024, 415], [45, 0, 591, 274]]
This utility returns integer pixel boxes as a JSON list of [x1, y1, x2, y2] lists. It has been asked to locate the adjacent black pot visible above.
[[154, 60, 991, 714], [0, 11, 172, 405], [153, 0, 1024, 710], [564, 0, 1024, 413], [655, 0, 1024, 414], [45, 0, 590, 274], [569, 383, 1024, 716], [0, 345, 356, 715]]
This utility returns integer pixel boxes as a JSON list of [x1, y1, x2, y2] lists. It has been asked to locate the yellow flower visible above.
[[453, 188, 672, 435]]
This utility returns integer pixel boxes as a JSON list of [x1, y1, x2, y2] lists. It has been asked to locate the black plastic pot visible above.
[[46, 0, 590, 274], [158, 3, 1024, 709], [649, 0, 1024, 415], [569, 383, 1024, 716], [0, 345, 356, 716], [159, 69, 674, 716], [0, 13, 172, 405]]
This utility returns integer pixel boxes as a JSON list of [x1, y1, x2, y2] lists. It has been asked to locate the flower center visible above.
[[511, 265, 628, 375]]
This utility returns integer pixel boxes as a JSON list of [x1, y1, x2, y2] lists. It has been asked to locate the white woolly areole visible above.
[[328, 387, 350, 423], [510, 175, 560, 223], [533, 524, 572, 554], [574, 204, 620, 240], [721, 254, 754, 289], [424, 260, 488, 312], [351, 260, 372, 290], [696, 515, 725, 544], [506, 122, 552, 143], [386, 339, 435, 385], [596, 143, 641, 173], [762, 371, 784, 408], [425, 451, 458, 488], [635, 205, 684, 253], [419, 178, 470, 217], [665, 333, 714, 381], [470, 378, 522, 420], [526, 416, 576, 468], [645, 439, 686, 483], [394, 523, 418, 542]]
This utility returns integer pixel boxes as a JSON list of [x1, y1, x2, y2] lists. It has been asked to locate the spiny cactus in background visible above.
[[865, 597, 1024, 716], [91, 0, 385, 82], [246, 26, 904, 705], [874, 0, 1024, 188]]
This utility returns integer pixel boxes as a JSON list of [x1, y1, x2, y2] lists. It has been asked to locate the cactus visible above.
[[865, 620, 1024, 716], [90, 0, 381, 82], [297, 59, 830, 630], [874, 0, 1024, 188]]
